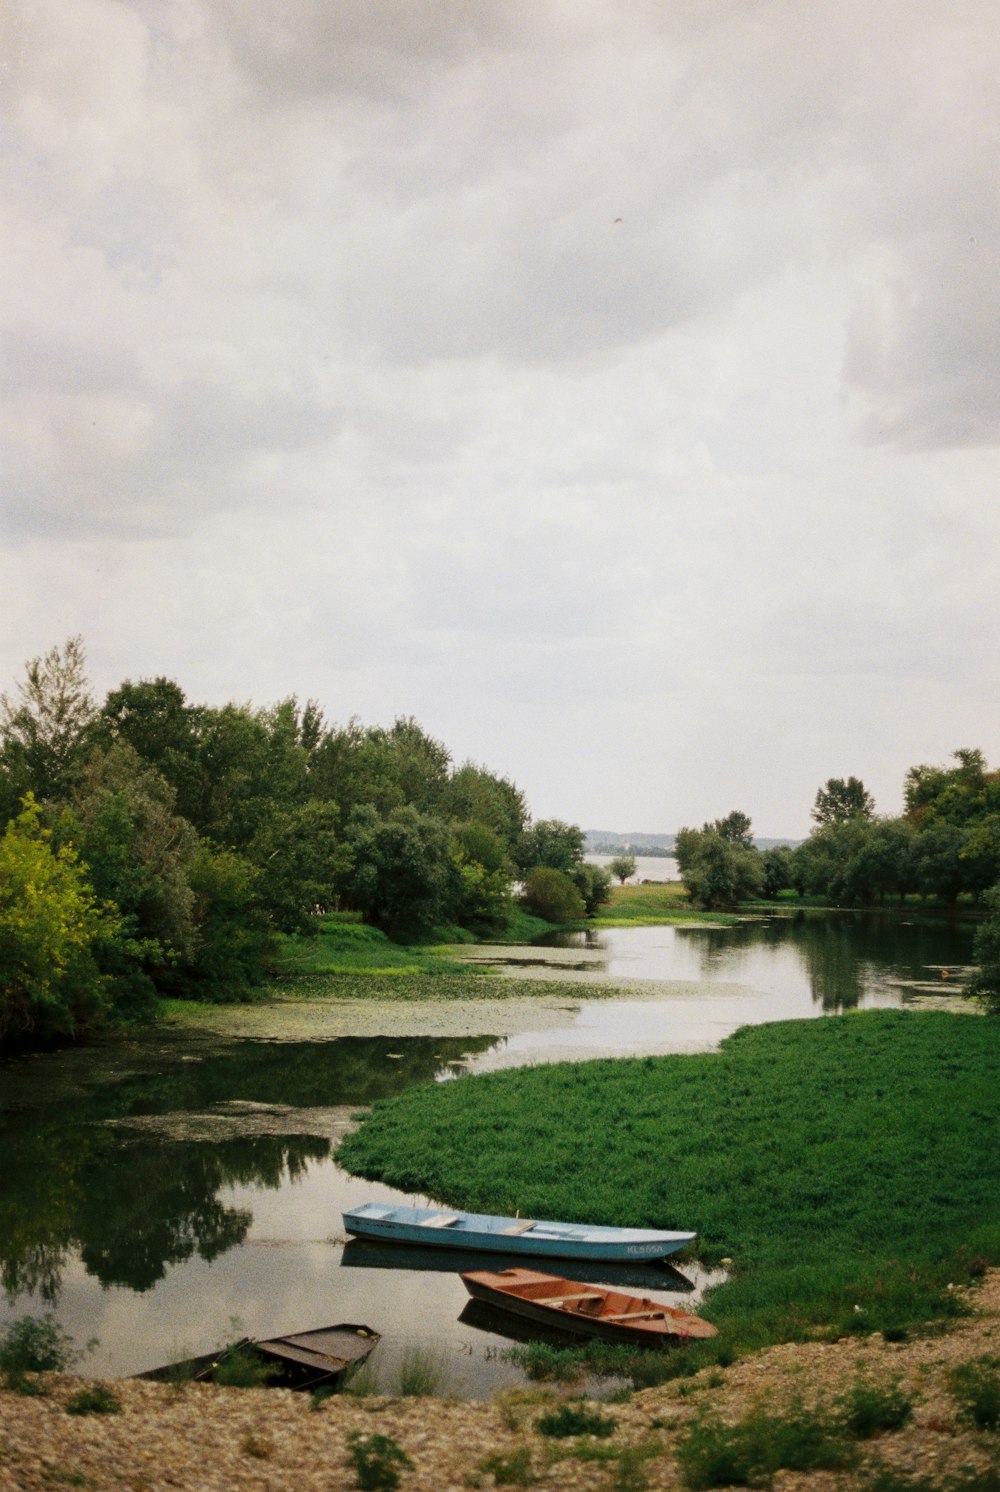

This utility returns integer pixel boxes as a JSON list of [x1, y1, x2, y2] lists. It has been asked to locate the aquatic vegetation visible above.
[[341, 1010, 1000, 1353]]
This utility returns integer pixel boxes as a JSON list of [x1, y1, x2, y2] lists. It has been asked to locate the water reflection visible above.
[[540, 911, 975, 1011], [0, 1033, 494, 1305]]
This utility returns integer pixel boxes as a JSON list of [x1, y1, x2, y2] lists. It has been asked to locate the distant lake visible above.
[[587, 852, 679, 882]]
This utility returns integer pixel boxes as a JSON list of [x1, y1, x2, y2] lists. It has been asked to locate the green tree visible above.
[[442, 763, 528, 854], [572, 861, 612, 916], [812, 776, 876, 827], [177, 843, 275, 1000], [521, 867, 585, 923], [968, 884, 1000, 1015], [675, 819, 763, 909], [451, 823, 514, 936], [609, 854, 637, 885], [761, 845, 794, 898], [0, 797, 120, 1045], [343, 806, 459, 941], [55, 744, 199, 1017], [0, 638, 96, 815], [250, 799, 352, 932], [516, 819, 587, 877]]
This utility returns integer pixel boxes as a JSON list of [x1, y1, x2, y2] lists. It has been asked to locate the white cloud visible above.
[[2, 0, 999, 835]]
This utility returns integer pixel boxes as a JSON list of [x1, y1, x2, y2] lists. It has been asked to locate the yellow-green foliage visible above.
[[0, 797, 121, 1043]]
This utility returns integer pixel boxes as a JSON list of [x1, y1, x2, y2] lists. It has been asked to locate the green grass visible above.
[[339, 1010, 1000, 1359], [274, 914, 473, 977], [592, 883, 738, 927]]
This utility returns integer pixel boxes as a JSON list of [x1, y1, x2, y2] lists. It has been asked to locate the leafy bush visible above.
[[65, 1383, 121, 1416], [345, 1432, 412, 1490], [677, 1403, 853, 1488], [210, 1344, 279, 1389], [478, 1446, 535, 1485], [838, 1377, 912, 1437], [521, 866, 585, 924], [535, 1402, 617, 1438], [949, 1357, 1000, 1430], [0, 1316, 83, 1388]]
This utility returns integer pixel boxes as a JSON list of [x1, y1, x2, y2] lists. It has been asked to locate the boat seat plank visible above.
[[419, 1214, 459, 1228], [501, 1220, 537, 1235], [603, 1309, 665, 1321], [535, 1292, 604, 1306]]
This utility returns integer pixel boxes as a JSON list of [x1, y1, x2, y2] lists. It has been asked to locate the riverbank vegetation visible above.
[[0, 640, 606, 1049], [339, 1009, 1000, 1365]]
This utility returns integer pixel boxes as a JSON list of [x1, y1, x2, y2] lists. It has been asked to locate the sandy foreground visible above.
[[2, 1271, 997, 1491]]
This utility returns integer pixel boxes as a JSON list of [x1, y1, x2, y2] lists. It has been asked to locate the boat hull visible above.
[[461, 1268, 717, 1348], [343, 1203, 694, 1263]]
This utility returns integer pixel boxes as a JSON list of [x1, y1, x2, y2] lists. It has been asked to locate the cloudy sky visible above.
[[3, 1, 999, 837]]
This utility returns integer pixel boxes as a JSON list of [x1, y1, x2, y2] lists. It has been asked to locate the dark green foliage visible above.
[[65, 1383, 121, 1415], [949, 1356, 1000, 1429], [478, 1446, 535, 1484], [343, 805, 459, 941], [813, 776, 876, 826], [521, 866, 585, 923], [345, 1431, 412, 1490], [535, 1402, 617, 1438], [572, 861, 613, 916], [210, 1344, 280, 1388], [677, 1402, 853, 1488], [0, 1316, 82, 1388], [838, 1377, 912, 1437], [340, 1011, 1000, 1353], [515, 818, 586, 877], [675, 818, 763, 909], [968, 884, 1000, 1014], [505, 1340, 687, 1391]]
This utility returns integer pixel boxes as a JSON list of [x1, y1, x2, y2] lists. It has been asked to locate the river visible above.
[[0, 910, 976, 1397]]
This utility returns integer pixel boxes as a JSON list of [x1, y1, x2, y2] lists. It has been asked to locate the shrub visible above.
[[345, 1432, 412, 1490], [839, 1377, 912, 1437], [478, 1446, 535, 1485], [65, 1384, 121, 1416], [0, 1316, 83, 1389], [211, 1344, 279, 1389], [949, 1357, 1000, 1430], [521, 867, 585, 924], [677, 1402, 853, 1488], [535, 1402, 616, 1439]]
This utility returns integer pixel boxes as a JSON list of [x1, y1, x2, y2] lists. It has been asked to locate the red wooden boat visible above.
[[461, 1268, 717, 1347]]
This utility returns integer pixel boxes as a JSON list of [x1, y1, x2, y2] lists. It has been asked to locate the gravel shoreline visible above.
[[2, 1271, 997, 1490]]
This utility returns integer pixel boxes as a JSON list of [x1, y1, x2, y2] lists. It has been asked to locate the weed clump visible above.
[[477, 1446, 534, 1485], [949, 1356, 1000, 1430], [345, 1432, 412, 1490], [838, 1377, 913, 1437], [65, 1384, 121, 1416], [535, 1402, 617, 1439], [0, 1316, 86, 1392], [677, 1400, 853, 1488]]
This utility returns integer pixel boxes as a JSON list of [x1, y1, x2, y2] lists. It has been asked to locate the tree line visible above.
[[675, 758, 1000, 1011], [0, 639, 608, 1048]]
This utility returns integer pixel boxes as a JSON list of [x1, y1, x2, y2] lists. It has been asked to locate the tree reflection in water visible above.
[[0, 1032, 494, 1303]]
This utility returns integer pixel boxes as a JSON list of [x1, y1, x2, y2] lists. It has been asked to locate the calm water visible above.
[[0, 912, 975, 1396]]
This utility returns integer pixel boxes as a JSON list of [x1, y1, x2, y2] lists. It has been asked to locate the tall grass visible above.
[[339, 1010, 1000, 1356]]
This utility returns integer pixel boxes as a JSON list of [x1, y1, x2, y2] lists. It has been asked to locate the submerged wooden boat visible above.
[[343, 1202, 695, 1262], [461, 1268, 717, 1347], [137, 1323, 380, 1390]]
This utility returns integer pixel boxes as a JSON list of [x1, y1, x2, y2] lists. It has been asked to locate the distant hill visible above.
[[585, 830, 801, 855]]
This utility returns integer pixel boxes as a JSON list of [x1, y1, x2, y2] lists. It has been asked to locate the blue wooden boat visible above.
[[342, 1202, 695, 1262]]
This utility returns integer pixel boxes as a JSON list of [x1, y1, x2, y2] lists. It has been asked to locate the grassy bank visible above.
[[339, 1009, 1000, 1364], [593, 882, 738, 927]]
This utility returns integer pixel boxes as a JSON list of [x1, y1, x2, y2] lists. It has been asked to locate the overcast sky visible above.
[[3, 1, 999, 838]]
